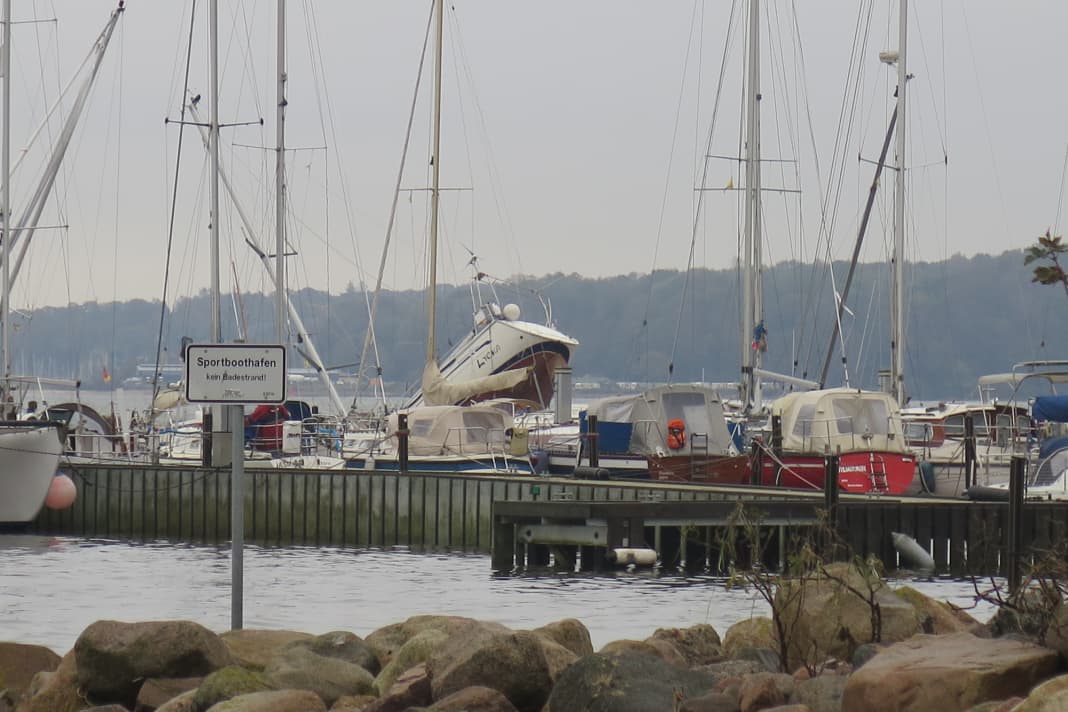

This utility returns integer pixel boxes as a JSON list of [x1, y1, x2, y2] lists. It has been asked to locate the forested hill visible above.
[[15, 249, 1068, 401]]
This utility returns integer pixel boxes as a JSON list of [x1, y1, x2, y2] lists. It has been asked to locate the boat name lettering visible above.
[[838, 465, 869, 473], [475, 343, 502, 369]]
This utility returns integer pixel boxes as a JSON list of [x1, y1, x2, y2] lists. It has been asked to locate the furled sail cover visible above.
[[420, 360, 531, 407], [1032, 395, 1068, 424]]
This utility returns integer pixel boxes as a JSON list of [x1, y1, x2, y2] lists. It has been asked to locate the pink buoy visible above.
[[45, 473, 77, 510]]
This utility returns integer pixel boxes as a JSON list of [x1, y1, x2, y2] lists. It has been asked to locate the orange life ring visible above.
[[667, 418, 686, 449]]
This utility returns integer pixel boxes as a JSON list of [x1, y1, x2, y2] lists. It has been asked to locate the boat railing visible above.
[[441, 425, 509, 456], [62, 429, 162, 464]]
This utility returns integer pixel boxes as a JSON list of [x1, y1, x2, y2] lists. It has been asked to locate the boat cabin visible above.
[[388, 405, 514, 456], [772, 387, 910, 456]]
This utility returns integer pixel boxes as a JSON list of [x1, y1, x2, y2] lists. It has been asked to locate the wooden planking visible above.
[[31, 465, 1068, 577]]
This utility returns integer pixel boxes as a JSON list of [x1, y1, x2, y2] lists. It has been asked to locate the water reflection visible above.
[[0, 536, 996, 654]]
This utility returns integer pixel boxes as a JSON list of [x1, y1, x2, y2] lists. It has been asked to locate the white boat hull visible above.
[[409, 318, 577, 409], [0, 423, 64, 524]]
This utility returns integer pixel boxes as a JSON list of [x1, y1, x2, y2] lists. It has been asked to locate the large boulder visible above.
[[1041, 600, 1068, 663], [428, 685, 519, 711], [650, 624, 723, 667], [894, 586, 987, 636], [193, 666, 274, 710], [427, 627, 553, 712], [365, 662, 432, 712], [15, 650, 85, 712], [219, 630, 312, 671], [533, 637, 579, 686], [154, 688, 199, 712], [738, 671, 793, 711], [134, 676, 203, 711], [599, 639, 686, 667], [203, 689, 326, 711], [0, 643, 60, 700], [73, 620, 233, 708], [545, 650, 721, 712], [842, 632, 1059, 711], [365, 616, 497, 668], [373, 629, 449, 696], [531, 619, 593, 658], [791, 674, 849, 712], [723, 617, 779, 661], [264, 641, 374, 705], [284, 631, 379, 676], [1014, 673, 1068, 711], [775, 562, 924, 670]]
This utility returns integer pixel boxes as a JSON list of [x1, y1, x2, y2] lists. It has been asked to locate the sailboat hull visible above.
[[0, 422, 64, 524], [761, 451, 917, 494]]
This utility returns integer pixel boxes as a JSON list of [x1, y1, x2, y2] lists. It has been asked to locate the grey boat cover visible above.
[[583, 384, 737, 456]]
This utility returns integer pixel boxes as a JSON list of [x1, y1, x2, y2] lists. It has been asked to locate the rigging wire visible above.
[[644, 0, 703, 381], [667, 0, 740, 382], [351, 0, 435, 411], [152, 0, 199, 415]]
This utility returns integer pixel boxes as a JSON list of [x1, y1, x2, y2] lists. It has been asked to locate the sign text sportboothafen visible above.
[[185, 344, 287, 404]]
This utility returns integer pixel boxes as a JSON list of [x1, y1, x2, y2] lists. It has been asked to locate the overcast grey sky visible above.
[[9, 1, 1068, 309]]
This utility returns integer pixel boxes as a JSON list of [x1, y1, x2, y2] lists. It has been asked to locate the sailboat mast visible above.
[[741, 0, 762, 411], [1, 0, 11, 393], [426, 0, 444, 365], [209, 0, 221, 343], [891, 0, 907, 405], [274, 0, 286, 343]]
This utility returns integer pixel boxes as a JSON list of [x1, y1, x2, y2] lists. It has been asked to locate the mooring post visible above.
[[397, 413, 409, 475], [202, 410, 213, 468], [587, 415, 600, 469], [749, 440, 762, 486], [823, 452, 840, 559], [490, 505, 516, 571], [771, 415, 783, 484], [963, 414, 977, 489], [1007, 454, 1026, 593]]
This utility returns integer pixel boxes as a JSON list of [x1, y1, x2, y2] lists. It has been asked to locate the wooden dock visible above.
[[29, 463, 1068, 578]]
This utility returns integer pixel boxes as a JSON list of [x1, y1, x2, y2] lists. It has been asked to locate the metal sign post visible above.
[[229, 403, 245, 629], [185, 344, 286, 631]]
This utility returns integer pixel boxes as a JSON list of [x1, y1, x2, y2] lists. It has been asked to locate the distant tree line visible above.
[[14, 249, 1068, 401]]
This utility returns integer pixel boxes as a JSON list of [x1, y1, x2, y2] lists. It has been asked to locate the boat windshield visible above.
[[831, 397, 892, 436]]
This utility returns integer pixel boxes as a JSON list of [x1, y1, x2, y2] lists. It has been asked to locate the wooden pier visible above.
[[29, 463, 1068, 578]]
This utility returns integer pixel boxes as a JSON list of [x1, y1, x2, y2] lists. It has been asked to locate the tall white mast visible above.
[[741, 0, 762, 411], [274, 0, 286, 343], [209, 0, 221, 343], [426, 0, 443, 366], [1, 0, 11, 395], [891, 0, 907, 405]]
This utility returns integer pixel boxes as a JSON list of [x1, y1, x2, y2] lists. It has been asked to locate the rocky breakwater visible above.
[[5, 563, 1068, 711]]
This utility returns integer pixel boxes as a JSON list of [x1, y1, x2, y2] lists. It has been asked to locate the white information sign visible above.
[[185, 344, 287, 404]]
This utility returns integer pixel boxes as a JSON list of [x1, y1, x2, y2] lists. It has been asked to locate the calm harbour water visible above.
[[0, 536, 997, 655]]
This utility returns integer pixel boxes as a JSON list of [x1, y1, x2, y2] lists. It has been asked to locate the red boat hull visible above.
[[649, 454, 752, 485], [760, 451, 917, 494]]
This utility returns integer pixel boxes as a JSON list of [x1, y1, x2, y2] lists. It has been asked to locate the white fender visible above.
[[891, 531, 935, 573]]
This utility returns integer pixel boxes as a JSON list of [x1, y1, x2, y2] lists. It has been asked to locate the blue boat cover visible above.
[[1032, 395, 1068, 423], [579, 411, 634, 453]]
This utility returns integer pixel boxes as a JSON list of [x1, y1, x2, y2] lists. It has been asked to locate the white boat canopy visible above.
[[771, 387, 909, 455], [388, 404, 513, 456]]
